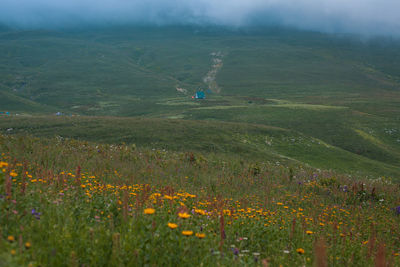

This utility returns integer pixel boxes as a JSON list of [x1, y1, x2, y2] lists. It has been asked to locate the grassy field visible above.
[[1, 115, 400, 179], [0, 26, 400, 175], [1, 135, 400, 266], [0, 25, 400, 266]]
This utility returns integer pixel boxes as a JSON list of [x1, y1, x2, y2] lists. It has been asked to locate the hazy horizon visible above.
[[1, 0, 400, 37]]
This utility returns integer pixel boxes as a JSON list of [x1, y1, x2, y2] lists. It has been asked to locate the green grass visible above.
[[1, 115, 399, 179], [0, 26, 400, 265], [1, 26, 400, 116], [1, 26, 400, 176], [0, 135, 399, 266]]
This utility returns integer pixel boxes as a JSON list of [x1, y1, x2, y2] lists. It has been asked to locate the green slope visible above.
[[1, 26, 399, 115], [0, 26, 399, 179], [0, 115, 399, 179], [0, 90, 52, 113]]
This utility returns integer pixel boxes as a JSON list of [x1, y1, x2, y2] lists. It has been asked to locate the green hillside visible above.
[[1, 27, 400, 115], [1, 115, 399, 179], [0, 26, 400, 179], [1, 26, 400, 267]]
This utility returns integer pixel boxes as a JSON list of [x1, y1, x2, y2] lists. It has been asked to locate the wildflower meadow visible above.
[[0, 135, 399, 266]]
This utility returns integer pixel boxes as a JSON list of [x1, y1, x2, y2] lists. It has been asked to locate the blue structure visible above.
[[195, 91, 205, 99]]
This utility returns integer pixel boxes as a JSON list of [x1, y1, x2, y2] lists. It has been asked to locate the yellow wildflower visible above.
[[195, 233, 206, 239], [0, 161, 8, 168], [296, 248, 305, 254], [178, 212, 191, 219], [182, 230, 193, 236], [167, 223, 178, 229], [144, 208, 155, 215], [7, 236, 15, 242], [195, 209, 206, 215]]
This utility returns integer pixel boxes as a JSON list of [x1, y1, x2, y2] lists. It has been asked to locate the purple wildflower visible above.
[[232, 247, 240, 256], [31, 208, 41, 220], [395, 206, 400, 215]]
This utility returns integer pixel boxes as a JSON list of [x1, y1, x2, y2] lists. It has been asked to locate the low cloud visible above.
[[1, 0, 399, 36]]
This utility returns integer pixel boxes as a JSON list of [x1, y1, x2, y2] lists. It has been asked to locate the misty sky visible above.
[[1, 0, 400, 35]]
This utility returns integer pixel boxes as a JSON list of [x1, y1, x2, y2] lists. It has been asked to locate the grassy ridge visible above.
[[187, 103, 400, 165], [1, 115, 399, 179]]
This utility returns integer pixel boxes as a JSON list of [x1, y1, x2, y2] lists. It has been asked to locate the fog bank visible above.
[[1, 0, 399, 36]]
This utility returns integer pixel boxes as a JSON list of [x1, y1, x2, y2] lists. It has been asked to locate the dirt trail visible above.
[[203, 51, 224, 93]]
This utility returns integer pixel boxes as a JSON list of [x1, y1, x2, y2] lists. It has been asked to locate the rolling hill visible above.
[[0, 25, 400, 179]]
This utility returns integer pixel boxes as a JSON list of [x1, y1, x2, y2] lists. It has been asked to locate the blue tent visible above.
[[195, 91, 205, 99]]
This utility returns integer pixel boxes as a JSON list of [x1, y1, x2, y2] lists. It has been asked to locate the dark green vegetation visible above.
[[0, 26, 400, 179]]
